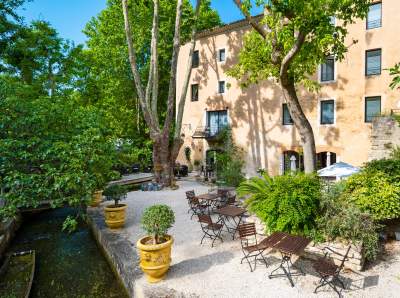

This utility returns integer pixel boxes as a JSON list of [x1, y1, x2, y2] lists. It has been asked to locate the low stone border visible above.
[[87, 207, 140, 297], [0, 215, 22, 259]]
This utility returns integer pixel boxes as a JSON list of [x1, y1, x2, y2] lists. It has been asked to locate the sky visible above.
[[18, 0, 263, 45]]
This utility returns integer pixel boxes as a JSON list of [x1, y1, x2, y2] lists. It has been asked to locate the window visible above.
[[207, 110, 228, 136], [191, 84, 199, 101], [365, 96, 381, 122], [316, 152, 337, 170], [320, 57, 335, 82], [218, 81, 225, 94], [283, 151, 304, 174], [282, 104, 293, 125], [366, 49, 381, 76], [218, 49, 226, 62], [320, 100, 335, 125], [367, 2, 382, 29], [192, 50, 199, 68]]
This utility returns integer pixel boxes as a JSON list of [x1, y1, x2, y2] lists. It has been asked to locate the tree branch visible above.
[[122, 0, 158, 132], [151, 0, 160, 127], [174, 0, 202, 139], [163, 0, 184, 135], [280, 31, 306, 78], [233, 0, 267, 38]]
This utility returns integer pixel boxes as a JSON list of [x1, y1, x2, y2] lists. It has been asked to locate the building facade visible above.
[[176, 1, 400, 177]]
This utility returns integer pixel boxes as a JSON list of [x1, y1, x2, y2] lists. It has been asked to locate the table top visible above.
[[217, 186, 236, 192], [196, 193, 220, 201], [263, 232, 311, 255], [215, 205, 246, 217]]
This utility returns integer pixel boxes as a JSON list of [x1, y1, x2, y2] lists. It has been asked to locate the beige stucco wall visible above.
[[176, 0, 400, 177]]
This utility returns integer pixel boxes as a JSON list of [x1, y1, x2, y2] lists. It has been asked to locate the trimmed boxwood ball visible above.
[[103, 184, 127, 207], [141, 204, 175, 245]]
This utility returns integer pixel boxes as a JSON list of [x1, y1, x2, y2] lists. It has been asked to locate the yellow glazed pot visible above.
[[90, 190, 103, 207], [137, 235, 173, 283], [104, 204, 127, 229]]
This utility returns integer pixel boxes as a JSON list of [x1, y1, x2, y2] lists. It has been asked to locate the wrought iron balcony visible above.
[[192, 125, 229, 140]]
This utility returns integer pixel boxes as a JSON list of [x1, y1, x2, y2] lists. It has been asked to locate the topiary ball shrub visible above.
[[141, 204, 175, 244]]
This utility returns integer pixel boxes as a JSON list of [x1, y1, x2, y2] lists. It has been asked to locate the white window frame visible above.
[[217, 48, 227, 64], [318, 98, 336, 126], [318, 56, 337, 84], [218, 80, 226, 94]]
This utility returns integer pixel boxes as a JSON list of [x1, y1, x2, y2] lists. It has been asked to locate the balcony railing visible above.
[[192, 125, 229, 139]]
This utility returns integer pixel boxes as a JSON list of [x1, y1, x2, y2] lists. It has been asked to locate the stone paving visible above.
[[91, 179, 400, 298]]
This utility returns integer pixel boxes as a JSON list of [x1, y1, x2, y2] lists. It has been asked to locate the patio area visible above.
[[97, 180, 400, 298]]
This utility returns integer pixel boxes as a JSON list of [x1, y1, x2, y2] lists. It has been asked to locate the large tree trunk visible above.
[[152, 134, 173, 186], [280, 75, 316, 173]]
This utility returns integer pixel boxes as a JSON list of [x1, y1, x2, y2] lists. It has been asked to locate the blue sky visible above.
[[18, 0, 262, 45]]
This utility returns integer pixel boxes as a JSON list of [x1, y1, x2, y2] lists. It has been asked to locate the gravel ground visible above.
[[111, 179, 400, 298]]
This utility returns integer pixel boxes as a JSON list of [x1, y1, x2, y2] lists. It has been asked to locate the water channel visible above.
[[6, 208, 128, 298]]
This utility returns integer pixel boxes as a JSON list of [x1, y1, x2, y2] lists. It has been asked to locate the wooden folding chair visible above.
[[238, 222, 269, 272], [197, 214, 224, 247], [313, 245, 351, 297]]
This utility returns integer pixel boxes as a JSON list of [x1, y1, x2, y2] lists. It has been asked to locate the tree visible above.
[[122, 0, 220, 185], [230, 0, 371, 173]]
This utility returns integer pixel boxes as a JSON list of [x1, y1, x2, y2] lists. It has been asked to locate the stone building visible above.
[[176, 1, 400, 176]]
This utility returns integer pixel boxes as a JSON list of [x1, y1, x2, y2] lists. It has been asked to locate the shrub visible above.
[[141, 204, 175, 244], [103, 184, 127, 207], [317, 182, 381, 261], [237, 173, 321, 236], [343, 170, 400, 221], [215, 129, 245, 187], [364, 156, 400, 184]]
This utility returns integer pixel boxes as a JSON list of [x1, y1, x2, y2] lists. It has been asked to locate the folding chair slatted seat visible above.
[[198, 214, 224, 247], [238, 222, 269, 272], [313, 245, 351, 298], [188, 197, 209, 219]]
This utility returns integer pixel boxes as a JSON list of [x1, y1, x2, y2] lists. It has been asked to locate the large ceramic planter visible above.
[[137, 235, 173, 283], [90, 190, 103, 207], [104, 204, 127, 229]]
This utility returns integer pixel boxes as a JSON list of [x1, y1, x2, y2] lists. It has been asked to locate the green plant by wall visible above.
[[141, 204, 175, 245], [343, 170, 400, 221], [237, 173, 321, 236], [184, 147, 191, 162], [213, 128, 245, 187], [316, 182, 380, 261]]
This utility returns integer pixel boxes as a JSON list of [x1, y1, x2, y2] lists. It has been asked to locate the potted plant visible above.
[[137, 204, 175, 283], [103, 184, 128, 229]]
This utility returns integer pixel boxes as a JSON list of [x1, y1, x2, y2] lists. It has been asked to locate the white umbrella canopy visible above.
[[317, 162, 361, 180]]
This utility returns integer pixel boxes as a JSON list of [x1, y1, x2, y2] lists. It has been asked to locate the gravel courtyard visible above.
[[111, 179, 400, 298]]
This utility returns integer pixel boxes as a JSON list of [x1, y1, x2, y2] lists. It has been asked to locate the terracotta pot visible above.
[[104, 204, 127, 229], [90, 190, 103, 207], [136, 235, 173, 283]]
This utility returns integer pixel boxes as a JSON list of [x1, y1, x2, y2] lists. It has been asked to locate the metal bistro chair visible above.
[[185, 190, 196, 213], [188, 196, 209, 219], [197, 214, 224, 247], [237, 222, 269, 272], [313, 245, 352, 297]]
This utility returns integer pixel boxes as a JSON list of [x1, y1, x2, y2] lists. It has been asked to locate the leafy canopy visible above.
[[141, 204, 175, 244], [229, 0, 371, 89]]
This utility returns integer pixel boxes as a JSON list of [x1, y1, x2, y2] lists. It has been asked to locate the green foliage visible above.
[[0, 89, 117, 220], [62, 215, 79, 234], [103, 184, 128, 206], [237, 173, 321, 236], [214, 129, 245, 187], [389, 62, 400, 90], [184, 147, 191, 162], [363, 155, 400, 184], [316, 182, 380, 261], [141, 204, 175, 244], [229, 0, 371, 90], [343, 170, 400, 221]]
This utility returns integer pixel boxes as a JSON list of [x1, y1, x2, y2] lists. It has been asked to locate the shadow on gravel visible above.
[[168, 251, 235, 279]]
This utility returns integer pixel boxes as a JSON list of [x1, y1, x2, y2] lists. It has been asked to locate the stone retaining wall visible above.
[[87, 207, 139, 298], [369, 116, 400, 161], [0, 215, 21, 259]]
